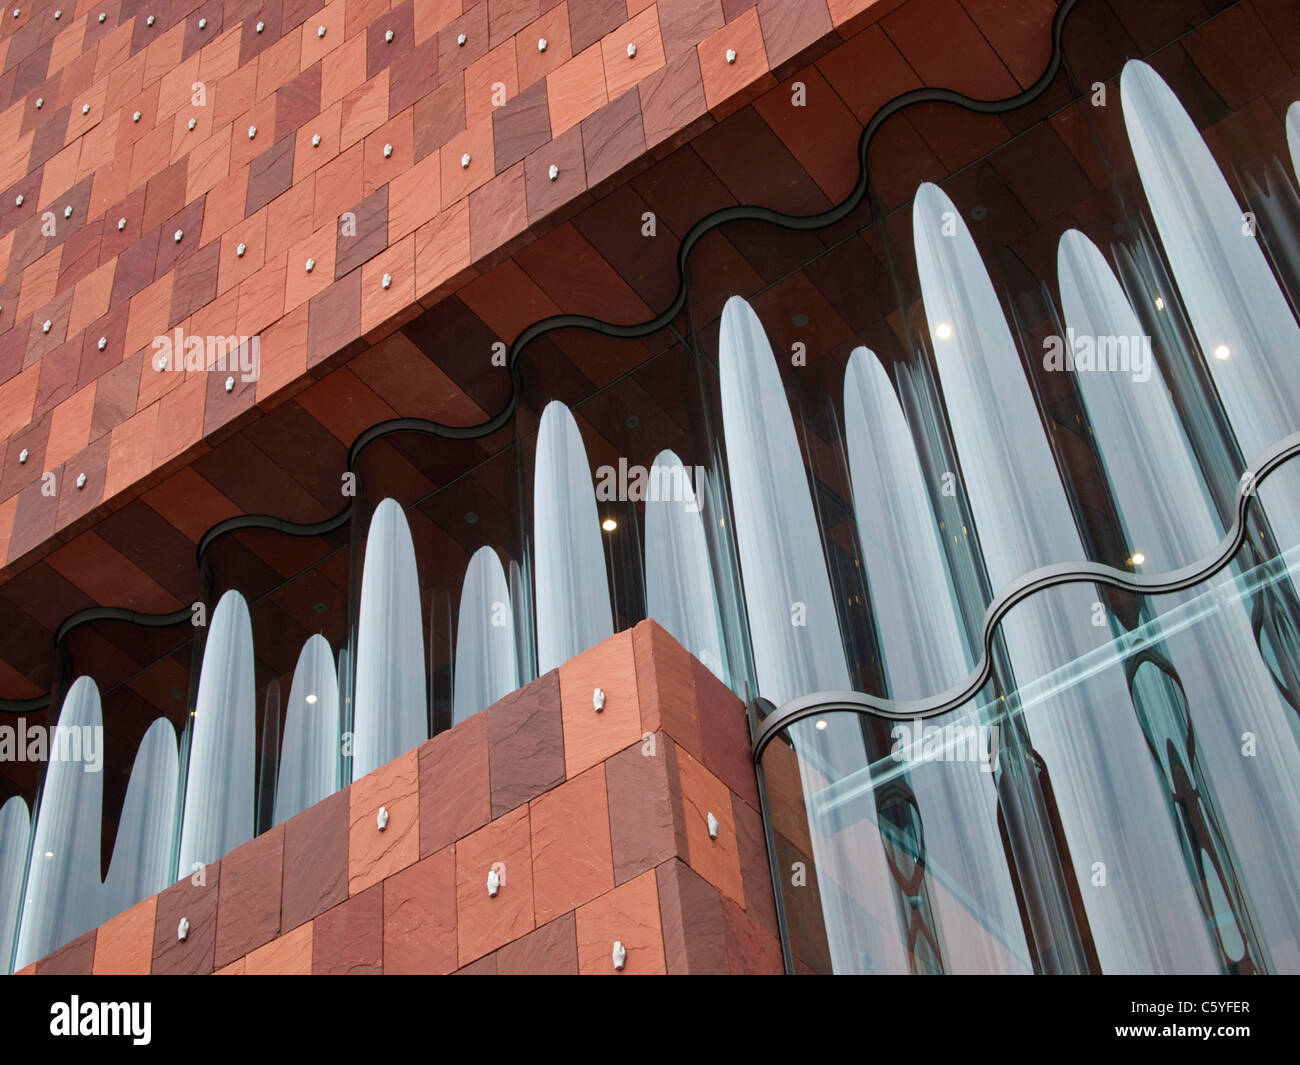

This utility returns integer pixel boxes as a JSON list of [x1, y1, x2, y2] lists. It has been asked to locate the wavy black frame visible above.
[[2, 0, 1177, 716]]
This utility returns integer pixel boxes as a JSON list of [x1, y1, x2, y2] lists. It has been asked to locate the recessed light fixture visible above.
[[1214, 344, 1230, 360], [464, 511, 479, 524], [1130, 552, 1146, 566], [792, 312, 809, 328], [1154, 297, 1165, 311], [935, 323, 953, 340], [814, 719, 828, 731], [305, 693, 318, 705], [601, 518, 618, 532]]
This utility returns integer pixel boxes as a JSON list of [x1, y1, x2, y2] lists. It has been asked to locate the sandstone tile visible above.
[[383, 846, 457, 974], [333, 183, 387, 278], [632, 619, 702, 759], [693, 654, 758, 808], [722, 893, 783, 973], [486, 669, 565, 817], [419, 709, 491, 856], [348, 747, 420, 895], [246, 921, 315, 975], [214, 823, 284, 968], [697, 5, 770, 111], [455, 804, 534, 966], [568, 0, 623, 54], [575, 868, 665, 974], [529, 764, 614, 924], [656, 857, 729, 974], [547, 42, 606, 135], [152, 862, 221, 975], [558, 627, 641, 778], [496, 911, 578, 974], [732, 792, 778, 937], [599, 3, 665, 101], [92, 895, 157, 975], [36, 929, 97, 975], [605, 732, 683, 884], [676, 745, 745, 906], [492, 77, 550, 173], [282, 787, 351, 931], [312, 883, 383, 974]]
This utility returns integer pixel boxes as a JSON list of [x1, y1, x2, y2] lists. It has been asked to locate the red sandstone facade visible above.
[[16, 622, 782, 974]]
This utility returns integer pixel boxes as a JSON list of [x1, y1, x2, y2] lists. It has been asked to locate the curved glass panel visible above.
[[15, 677, 105, 970], [0, 796, 29, 973], [452, 547, 519, 724], [352, 498, 428, 778], [533, 400, 613, 673], [1288, 101, 1300, 186], [839, 346, 1029, 972], [913, 182, 1216, 971], [719, 296, 851, 704], [103, 717, 178, 920], [1121, 62, 1300, 465], [274, 635, 341, 824], [644, 449, 727, 680], [178, 590, 256, 878]]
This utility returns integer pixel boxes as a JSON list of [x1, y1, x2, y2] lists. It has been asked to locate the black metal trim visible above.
[[752, 432, 1300, 760]]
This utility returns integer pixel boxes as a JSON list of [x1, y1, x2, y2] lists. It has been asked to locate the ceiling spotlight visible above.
[[814, 719, 828, 731], [1154, 297, 1165, 311], [935, 323, 953, 340], [1213, 344, 1230, 360], [1129, 552, 1145, 566], [305, 693, 318, 705], [601, 518, 618, 532]]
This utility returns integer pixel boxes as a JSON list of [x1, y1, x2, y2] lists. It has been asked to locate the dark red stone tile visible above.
[[154, 196, 207, 278], [568, 0, 623, 54], [412, 76, 464, 160], [580, 88, 646, 191], [382, 847, 457, 974], [170, 239, 221, 326], [55, 434, 110, 529], [281, 787, 350, 931], [390, 34, 440, 120], [606, 731, 684, 883], [523, 122, 588, 228], [721, 893, 783, 973], [35, 929, 97, 974], [33, 336, 80, 420], [692, 656, 758, 809], [57, 220, 104, 296], [419, 709, 491, 855], [110, 227, 162, 306], [246, 136, 297, 217], [183, 0, 225, 61], [203, 342, 259, 437], [240, 0, 284, 66], [334, 185, 387, 278], [486, 669, 565, 817], [496, 911, 578, 974], [493, 77, 550, 173], [367, 0, 416, 80], [639, 48, 708, 150], [757, 0, 834, 75], [0, 413, 51, 500], [8, 475, 60, 562], [489, 0, 540, 48], [657, 0, 725, 60], [99, 188, 148, 265], [141, 158, 191, 236], [153, 863, 222, 975], [214, 823, 285, 968], [312, 883, 383, 974], [275, 63, 322, 139], [438, 3, 490, 84], [469, 161, 528, 265], [732, 792, 778, 938], [454, 951, 497, 973], [307, 269, 362, 368], [90, 352, 141, 439], [656, 858, 729, 974]]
